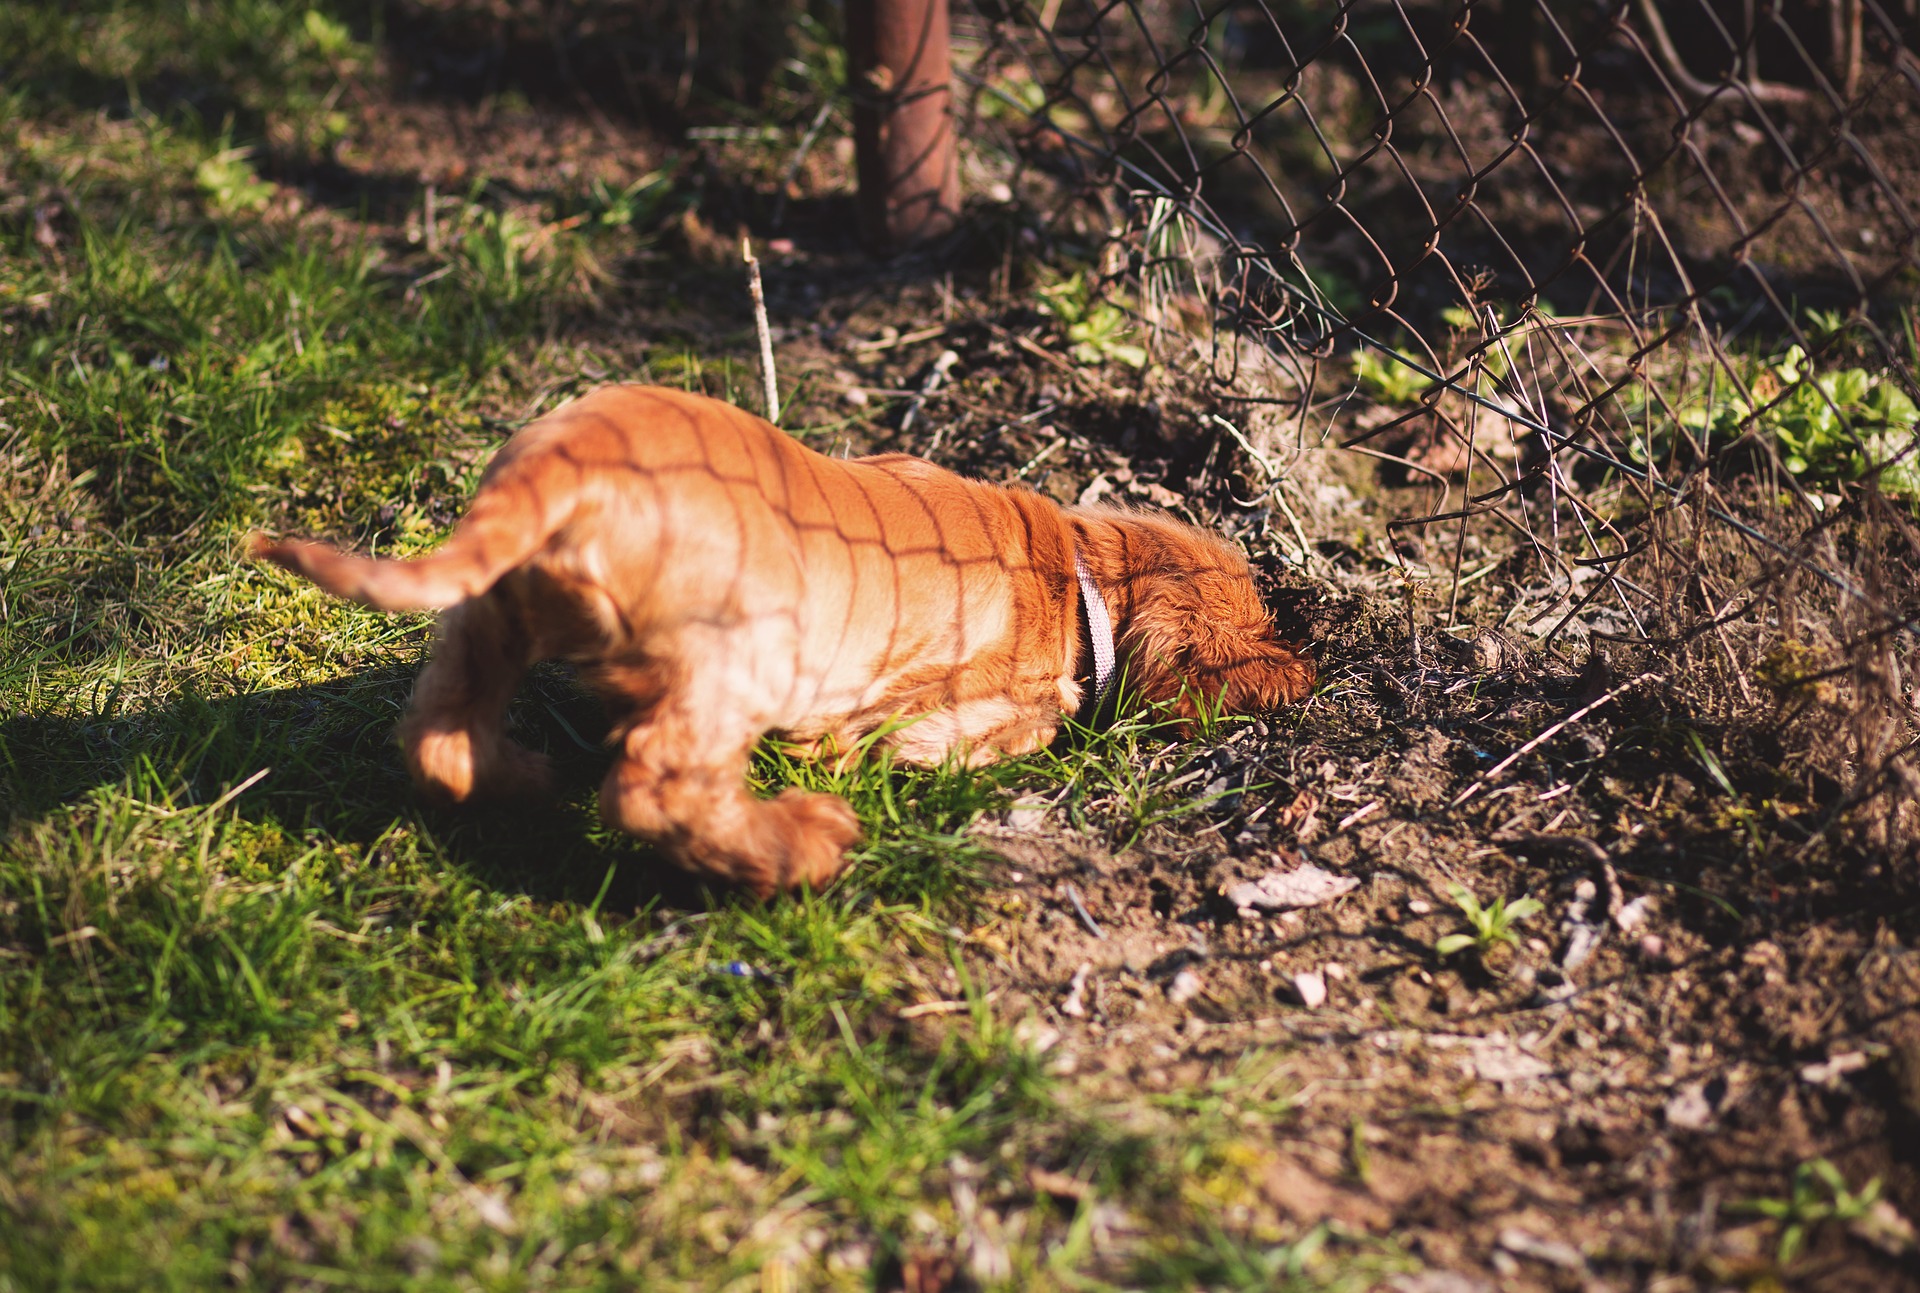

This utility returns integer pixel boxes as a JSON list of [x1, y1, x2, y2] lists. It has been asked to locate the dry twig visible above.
[[743, 236, 779, 424]]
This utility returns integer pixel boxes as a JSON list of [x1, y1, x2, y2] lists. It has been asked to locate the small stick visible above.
[[851, 323, 949, 353], [900, 348, 959, 437], [899, 989, 999, 1020], [1015, 436, 1066, 479], [1064, 882, 1105, 940], [1209, 412, 1281, 484], [1336, 800, 1381, 831], [743, 236, 779, 424], [770, 100, 835, 231], [1451, 673, 1663, 808], [206, 766, 273, 815]]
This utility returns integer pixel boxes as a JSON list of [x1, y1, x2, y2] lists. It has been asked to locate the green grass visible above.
[[0, 6, 1411, 1287]]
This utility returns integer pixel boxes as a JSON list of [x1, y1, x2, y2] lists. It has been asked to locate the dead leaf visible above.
[[1275, 790, 1320, 834], [1077, 475, 1112, 506], [1223, 862, 1358, 913], [1129, 480, 1184, 508], [1467, 1035, 1554, 1088], [1061, 962, 1092, 1018]]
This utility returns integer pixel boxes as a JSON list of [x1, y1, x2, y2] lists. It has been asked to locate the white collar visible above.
[[1075, 551, 1116, 713]]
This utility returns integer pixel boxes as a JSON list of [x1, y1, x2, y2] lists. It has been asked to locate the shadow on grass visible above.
[[5, 0, 801, 138], [0, 663, 741, 915]]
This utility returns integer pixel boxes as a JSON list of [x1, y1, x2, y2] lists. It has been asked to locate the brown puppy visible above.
[[254, 385, 1312, 895]]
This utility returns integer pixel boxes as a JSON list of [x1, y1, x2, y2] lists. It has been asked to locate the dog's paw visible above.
[[764, 789, 861, 893], [493, 745, 556, 799], [408, 727, 554, 804], [407, 727, 480, 804]]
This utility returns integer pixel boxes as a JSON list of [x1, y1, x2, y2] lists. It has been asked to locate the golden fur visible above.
[[254, 385, 1312, 895]]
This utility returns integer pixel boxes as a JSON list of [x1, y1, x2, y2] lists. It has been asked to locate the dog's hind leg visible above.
[[400, 592, 553, 802], [598, 708, 860, 897]]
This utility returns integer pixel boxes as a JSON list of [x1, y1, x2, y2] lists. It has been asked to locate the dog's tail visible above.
[[249, 477, 575, 613]]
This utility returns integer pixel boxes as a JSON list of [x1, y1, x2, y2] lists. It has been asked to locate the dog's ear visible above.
[[1085, 509, 1313, 724], [1113, 522, 1320, 722]]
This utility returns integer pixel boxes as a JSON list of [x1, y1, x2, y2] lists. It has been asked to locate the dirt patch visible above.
[[935, 594, 1920, 1290], [948, 771, 1920, 1287]]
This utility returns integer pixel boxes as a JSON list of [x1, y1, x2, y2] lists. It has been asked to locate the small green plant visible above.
[[1759, 348, 1916, 486], [1685, 728, 1763, 851], [1803, 307, 1849, 346], [1147, 1050, 1297, 1122], [1736, 1158, 1883, 1264], [584, 170, 675, 231], [1038, 272, 1149, 369], [1126, 1220, 1417, 1291], [1434, 883, 1543, 958], [1655, 340, 1920, 502], [1439, 304, 1512, 383], [448, 200, 597, 309], [1352, 345, 1430, 405], [299, 8, 353, 59], [195, 147, 276, 214], [979, 67, 1051, 123]]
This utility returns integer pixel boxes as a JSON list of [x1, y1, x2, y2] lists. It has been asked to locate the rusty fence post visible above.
[[846, 0, 960, 252]]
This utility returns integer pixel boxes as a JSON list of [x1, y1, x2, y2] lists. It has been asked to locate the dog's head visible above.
[[1078, 509, 1314, 725]]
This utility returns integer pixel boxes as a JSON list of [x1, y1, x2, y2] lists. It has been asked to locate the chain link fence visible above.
[[949, 0, 1920, 838]]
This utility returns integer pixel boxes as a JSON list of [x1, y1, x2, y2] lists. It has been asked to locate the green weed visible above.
[[1434, 883, 1543, 958], [1147, 1050, 1298, 1123], [1736, 1158, 1883, 1265], [193, 146, 277, 215], [1685, 728, 1765, 852], [1351, 345, 1431, 405], [1639, 336, 1920, 503], [1130, 1222, 1415, 1291], [1037, 271, 1149, 369], [581, 171, 678, 232]]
